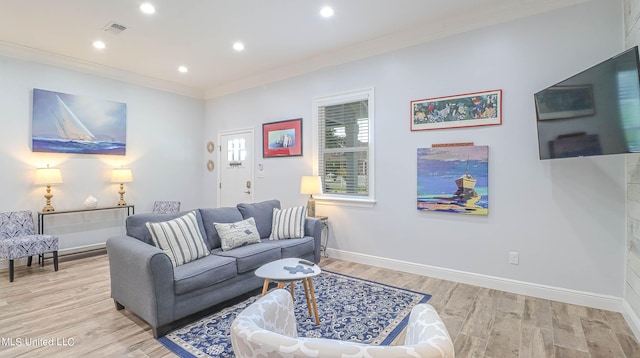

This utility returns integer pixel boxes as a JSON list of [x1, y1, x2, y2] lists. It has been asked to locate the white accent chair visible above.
[[231, 289, 455, 358]]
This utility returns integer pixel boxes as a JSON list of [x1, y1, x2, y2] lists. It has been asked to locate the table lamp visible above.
[[111, 167, 133, 206], [35, 165, 63, 212], [300, 175, 322, 217]]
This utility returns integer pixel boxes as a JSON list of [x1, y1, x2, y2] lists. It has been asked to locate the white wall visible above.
[[0, 56, 206, 252], [0, 0, 627, 324], [206, 0, 627, 299]]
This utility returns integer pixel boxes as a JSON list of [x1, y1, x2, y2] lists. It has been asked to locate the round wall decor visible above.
[[206, 141, 215, 153], [207, 159, 215, 171]]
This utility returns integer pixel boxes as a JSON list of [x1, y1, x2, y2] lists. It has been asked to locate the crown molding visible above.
[[0, 0, 586, 101], [204, 0, 587, 99], [0, 41, 205, 99]]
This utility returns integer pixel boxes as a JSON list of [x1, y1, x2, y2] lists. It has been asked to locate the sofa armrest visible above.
[[106, 236, 176, 330], [304, 217, 323, 263]]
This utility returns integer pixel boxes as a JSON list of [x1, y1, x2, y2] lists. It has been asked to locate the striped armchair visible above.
[[231, 289, 455, 357], [0, 211, 59, 282]]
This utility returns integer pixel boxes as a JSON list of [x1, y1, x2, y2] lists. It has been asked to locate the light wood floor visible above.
[[1, 252, 639, 357]]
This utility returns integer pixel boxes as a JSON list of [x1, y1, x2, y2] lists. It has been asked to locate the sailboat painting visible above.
[[417, 145, 488, 215], [32, 89, 126, 155]]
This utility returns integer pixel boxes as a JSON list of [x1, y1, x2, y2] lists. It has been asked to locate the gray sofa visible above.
[[106, 200, 323, 338]]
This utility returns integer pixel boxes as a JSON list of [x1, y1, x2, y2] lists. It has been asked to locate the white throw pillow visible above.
[[270, 206, 307, 240], [215, 217, 261, 251], [146, 211, 210, 267]]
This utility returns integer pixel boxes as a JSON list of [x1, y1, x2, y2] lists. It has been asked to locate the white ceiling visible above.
[[0, 0, 586, 99]]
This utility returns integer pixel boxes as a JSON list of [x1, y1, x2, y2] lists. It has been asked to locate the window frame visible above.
[[312, 87, 375, 207]]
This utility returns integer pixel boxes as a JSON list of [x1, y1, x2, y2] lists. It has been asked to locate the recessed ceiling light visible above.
[[92, 40, 106, 50], [233, 42, 245, 52], [320, 6, 334, 18], [178, 66, 188, 73], [140, 3, 156, 14]]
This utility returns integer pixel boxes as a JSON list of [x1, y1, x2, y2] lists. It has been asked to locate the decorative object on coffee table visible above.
[[283, 264, 315, 275]]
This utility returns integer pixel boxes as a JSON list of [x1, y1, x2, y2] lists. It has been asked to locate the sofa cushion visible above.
[[213, 242, 281, 274], [126, 210, 207, 246], [173, 254, 237, 295], [146, 211, 210, 267], [199, 207, 245, 250], [270, 206, 307, 240], [215, 217, 262, 251], [267, 236, 315, 259], [237, 200, 281, 239]]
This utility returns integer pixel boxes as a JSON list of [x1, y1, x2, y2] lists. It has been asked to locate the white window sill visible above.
[[316, 196, 376, 208]]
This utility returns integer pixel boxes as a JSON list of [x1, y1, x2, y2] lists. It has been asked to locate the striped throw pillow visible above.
[[146, 211, 209, 267], [270, 206, 307, 240]]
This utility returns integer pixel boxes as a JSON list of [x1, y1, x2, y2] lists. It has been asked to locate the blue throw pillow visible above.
[[237, 200, 281, 238]]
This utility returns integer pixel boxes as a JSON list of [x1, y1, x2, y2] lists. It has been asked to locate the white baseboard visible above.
[[59, 243, 106, 256], [623, 300, 640, 340], [0, 243, 106, 269], [326, 248, 623, 312]]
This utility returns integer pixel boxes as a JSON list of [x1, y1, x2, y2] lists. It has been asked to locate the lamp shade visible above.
[[111, 168, 133, 183], [35, 167, 63, 185], [300, 176, 322, 195]]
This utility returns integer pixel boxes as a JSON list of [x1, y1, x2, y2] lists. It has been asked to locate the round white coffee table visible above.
[[255, 257, 321, 325]]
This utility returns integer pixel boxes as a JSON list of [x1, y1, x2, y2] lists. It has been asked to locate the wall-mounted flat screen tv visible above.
[[535, 46, 640, 160]]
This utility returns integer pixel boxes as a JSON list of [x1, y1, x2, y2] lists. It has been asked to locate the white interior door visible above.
[[218, 129, 254, 207]]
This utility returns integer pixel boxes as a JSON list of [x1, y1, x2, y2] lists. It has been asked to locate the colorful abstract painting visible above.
[[417, 145, 489, 215], [411, 89, 501, 131], [32, 88, 127, 155]]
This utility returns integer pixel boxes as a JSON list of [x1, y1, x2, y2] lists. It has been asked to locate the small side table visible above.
[[255, 258, 321, 325], [315, 216, 329, 258]]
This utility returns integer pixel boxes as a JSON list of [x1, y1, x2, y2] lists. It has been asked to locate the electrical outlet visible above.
[[509, 252, 519, 265]]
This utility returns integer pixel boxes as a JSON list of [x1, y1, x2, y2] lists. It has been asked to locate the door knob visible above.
[[244, 190, 251, 194]]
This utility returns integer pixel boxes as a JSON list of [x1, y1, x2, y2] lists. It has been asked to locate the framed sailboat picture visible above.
[[417, 145, 489, 215], [32, 89, 127, 155]]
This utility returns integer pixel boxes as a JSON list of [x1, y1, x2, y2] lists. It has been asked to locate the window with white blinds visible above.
[[313, 88, 374, 203]]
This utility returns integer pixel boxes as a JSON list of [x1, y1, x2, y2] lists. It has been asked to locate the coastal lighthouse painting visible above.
[[417, 145, 489, 215], [32, 89, 127, 155]]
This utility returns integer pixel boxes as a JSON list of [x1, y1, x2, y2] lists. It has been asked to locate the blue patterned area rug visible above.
[[158, 270, 431, 357]]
